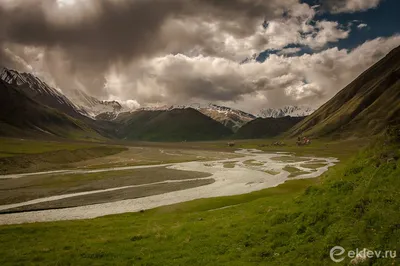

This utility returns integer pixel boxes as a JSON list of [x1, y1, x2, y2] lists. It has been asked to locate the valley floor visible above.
[[0, 136, 398, 265], [0, 149, 336, 224]]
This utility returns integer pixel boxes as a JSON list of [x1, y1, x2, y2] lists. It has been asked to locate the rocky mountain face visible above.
[[0, 67, 128, 121], [259, 106, 315, 118], [197, 104, 256, 132], [65, 89, 124, 119], [0, 68, 84, 119], [0, 77, 101, 139], [0, 67, 125, 138]]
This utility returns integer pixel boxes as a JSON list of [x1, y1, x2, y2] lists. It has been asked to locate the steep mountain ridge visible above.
[[287, 45, 400, 138], [0, 68, 84, 119], [65, 89, 124, 119], [197, 104, 256, 132], [0, 68, 121, 138], [0, 79, 101, 139]]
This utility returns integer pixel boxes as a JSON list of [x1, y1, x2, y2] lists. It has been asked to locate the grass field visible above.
[[201, 137, 370, 161], [0, 138, 103, 158], [70, 146, 240, 170], [0, 136, 398, 265], [0, 138, 399, 265], [0, 138, 243, 175]]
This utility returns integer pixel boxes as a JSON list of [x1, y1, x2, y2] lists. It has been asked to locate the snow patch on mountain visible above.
[[130, 103, 256, 131], [198, 104, 256, 131], [0, 67, 134, 120], [65, 89, 125, 118], [0, 67, 314, 128], [259, 106, 315, 118]]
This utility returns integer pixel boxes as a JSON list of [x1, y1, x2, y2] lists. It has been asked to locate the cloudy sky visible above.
[[0, 0, 399, 113]]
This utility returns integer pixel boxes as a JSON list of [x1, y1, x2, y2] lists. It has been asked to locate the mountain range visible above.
[[1, 45, 399, 141], [259, 106, 315, 118], [0, 68, 238, 140]]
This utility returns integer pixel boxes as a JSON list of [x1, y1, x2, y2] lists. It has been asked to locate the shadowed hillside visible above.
[[234, 116, 304, 139], [287, 45, 400, 138], [116, 108, 233, 141], [0, 80, 102, 140]]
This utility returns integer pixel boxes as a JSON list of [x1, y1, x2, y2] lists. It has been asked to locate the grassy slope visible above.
[[116, 108, 233, 141], [0, 138, 101, 158], [0, 134, 399, 265], [234, 116, 304, 139], [0, 138, 127, 174], [287, 45, 400, 138]]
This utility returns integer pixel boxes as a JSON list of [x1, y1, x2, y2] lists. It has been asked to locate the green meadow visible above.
[[0, 131, 399, 265]]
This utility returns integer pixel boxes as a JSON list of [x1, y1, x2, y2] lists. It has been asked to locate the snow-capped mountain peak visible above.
[[130, 103, 256, 131], [0, 67, 132, 120], [202, 104, 256, 119], [197, 104, 256, 132], [0, 67, 84, 117], [259, 106, 315, 118], [65, 89, 124, 118]]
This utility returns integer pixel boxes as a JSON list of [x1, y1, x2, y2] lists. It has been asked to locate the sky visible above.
[[0, 0, 399, 113]]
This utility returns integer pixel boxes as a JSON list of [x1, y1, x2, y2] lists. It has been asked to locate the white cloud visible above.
[[0, 0, 396, 114], [103, 35, 400, 113], [327, 0, 383, 13], [357, 23, 368, 29], [253, 4, 349, 52], [300, 20, 350, 49]]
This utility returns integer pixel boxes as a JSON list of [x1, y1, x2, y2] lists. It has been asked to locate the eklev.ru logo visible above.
[[330, 246, 397, 263]]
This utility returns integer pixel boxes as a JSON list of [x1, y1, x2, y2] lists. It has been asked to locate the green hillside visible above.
[[0, 80, 102, 140], [235, 116, 304, 139], [116, 108, 233, 141], [287, 45, 400, 138]]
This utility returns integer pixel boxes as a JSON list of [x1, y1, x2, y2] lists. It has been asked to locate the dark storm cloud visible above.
[[0, 0, 182, 65], [0, 0, 292, 98], [0, 0, 296, 99], [0, 0, 288, 66], [1, 0, 397, 113]]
